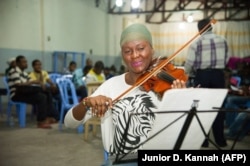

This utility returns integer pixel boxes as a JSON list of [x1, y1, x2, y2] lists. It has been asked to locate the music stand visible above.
[[110, 88, 228, 165]]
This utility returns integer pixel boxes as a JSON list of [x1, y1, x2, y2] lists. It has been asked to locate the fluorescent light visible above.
[[131, 0, 140, 9], [115, 0, 123, 7], [187, 15, 193, 22]]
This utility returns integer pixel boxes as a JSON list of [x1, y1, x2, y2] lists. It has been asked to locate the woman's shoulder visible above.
[[94, 73, 126, 91], [92, 73, 129, 98], [103, 73, 126, 84]]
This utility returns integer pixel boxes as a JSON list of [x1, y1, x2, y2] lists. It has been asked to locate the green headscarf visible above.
[[120, 23, 152, 47]]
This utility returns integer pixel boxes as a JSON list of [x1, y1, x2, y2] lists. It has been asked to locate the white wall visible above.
[[0, 0, 125, 73], [0, 0, 41, 50], [43, 0, 107, 53]]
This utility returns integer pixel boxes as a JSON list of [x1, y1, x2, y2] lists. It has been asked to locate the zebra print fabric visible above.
[[109, 93, 157, 154]]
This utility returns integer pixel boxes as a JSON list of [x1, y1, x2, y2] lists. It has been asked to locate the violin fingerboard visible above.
[[157, 72, 175, 83]]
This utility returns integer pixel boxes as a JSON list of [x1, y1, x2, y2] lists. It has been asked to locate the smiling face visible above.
[[121, 40, 154, 75], [120, 23, 154, 84]]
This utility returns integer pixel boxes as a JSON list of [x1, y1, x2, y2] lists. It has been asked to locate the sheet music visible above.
[[142, 88, 228, 150]]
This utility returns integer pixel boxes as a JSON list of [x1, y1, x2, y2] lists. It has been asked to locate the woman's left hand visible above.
[[171, 79, 186, 89]]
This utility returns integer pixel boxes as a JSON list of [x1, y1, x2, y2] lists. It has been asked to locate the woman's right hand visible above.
[[84, 95, 113, 117]]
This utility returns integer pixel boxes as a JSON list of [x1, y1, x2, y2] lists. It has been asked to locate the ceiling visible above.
[[106, 0, 250, 24]]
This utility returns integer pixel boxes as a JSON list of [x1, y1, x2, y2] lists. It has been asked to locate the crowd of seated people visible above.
[[4, 56, 114, 128], [71, 59, 107, 99], [6, 55, 59, 129], [62, 59, 126, 102]]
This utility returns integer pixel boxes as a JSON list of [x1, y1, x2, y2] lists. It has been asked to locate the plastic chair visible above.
[[62, 74, 82, 102], [62, 74, 73, 80], [56, 77, 83, 133], [104, 150, 109, 161], [2, 76, 27, 128], [48, 73, 62, 112], [49, 73, 62, 84]]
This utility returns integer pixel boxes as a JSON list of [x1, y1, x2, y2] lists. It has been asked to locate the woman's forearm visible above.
[[72, 102, 88, 120], [64, 103, 88, 128]]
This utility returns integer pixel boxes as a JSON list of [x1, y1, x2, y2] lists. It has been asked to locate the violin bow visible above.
[[113, 19, 217, 103]]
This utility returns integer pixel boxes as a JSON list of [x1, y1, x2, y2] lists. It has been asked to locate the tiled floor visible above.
[[0, 105, 249, 166]]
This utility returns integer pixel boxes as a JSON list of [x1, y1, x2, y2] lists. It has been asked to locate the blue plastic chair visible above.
[[2, 76, 27, 128], [49, 73, 62, 111], [62, 74, 73, 80], [49, 73, 62, 84], [104, 150, 109, 161], [56, 77, 83, 133]]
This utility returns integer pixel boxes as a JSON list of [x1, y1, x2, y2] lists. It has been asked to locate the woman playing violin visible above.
[[64, 24, 186, 157]]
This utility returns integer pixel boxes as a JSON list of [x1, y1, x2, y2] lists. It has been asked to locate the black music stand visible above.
[[109, 88, 229, 165]]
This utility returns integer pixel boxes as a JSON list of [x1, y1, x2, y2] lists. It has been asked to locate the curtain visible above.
[[214, 21, 250, 58], [149, 21, 250, 66]]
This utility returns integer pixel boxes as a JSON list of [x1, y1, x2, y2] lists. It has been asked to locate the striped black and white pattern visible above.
[[109, 93, 156, 154], [7, 67, 30, 98]]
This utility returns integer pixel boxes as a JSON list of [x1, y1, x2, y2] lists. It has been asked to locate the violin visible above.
[[113, 19, 217, 102], [139, 57, 188, 97]]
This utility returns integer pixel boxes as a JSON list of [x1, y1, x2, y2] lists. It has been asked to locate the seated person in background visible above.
[[64, 61, 77, 74], [118, 64, 126, 74], [103, 67, 113, 80], [29, 59, 60, 118], [226, 75, 250, 138], [85, 60, 105, 84], [110, 65, 117, 75], [237, 62, 250, 87], [104, 65, 117, 80], [7, 55, 59, 129], [72, 65, 92, 100], [5, 57, 16, 76], [224, 85, 250, 127], [29, 59, 57, 93], [224, 62, 250, 127], [82, 65, 92, 82]]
